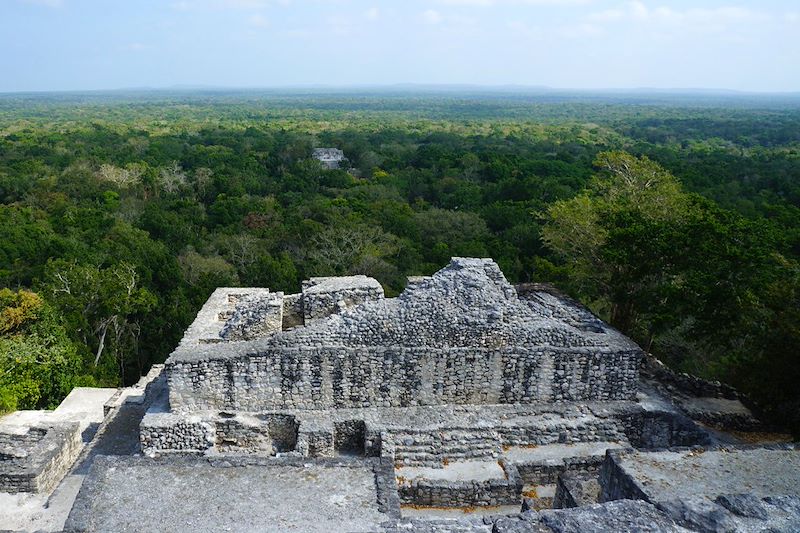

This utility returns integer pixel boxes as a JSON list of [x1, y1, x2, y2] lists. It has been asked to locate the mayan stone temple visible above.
[[2, 258, 799, 532]]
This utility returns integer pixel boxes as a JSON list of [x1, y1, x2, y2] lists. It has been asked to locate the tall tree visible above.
[[44, 261, 156, 384]]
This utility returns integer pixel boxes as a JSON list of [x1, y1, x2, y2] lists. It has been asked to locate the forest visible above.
[[0, 89, 798, 436]]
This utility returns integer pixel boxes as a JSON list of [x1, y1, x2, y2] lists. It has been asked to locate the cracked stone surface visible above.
[[613, 447, 800, 502], [65, 459, 387, 533]]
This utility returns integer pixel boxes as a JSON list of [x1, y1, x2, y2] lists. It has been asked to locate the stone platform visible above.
[[64, 456, 397, 533], [0, 388, 117, 496], [8, 257, 795, 532], [0, 376, 155, 532], [601, 444, 800, 503], [140, 401, 641, 461], [0, 422, 81, 494]]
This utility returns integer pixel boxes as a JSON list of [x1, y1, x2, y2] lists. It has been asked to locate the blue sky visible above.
[[1, 0, 798, 92]]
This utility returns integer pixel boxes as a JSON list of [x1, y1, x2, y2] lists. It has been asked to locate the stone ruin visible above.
[[104, 256, 795, 532], [159, 258, 641, 417], [0, 422, 81, 494], [312, 147, 346, 169], [3, 258, 797, 532]]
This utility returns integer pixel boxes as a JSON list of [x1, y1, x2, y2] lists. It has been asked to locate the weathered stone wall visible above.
[[302, 275, 384, 324], [140, 403, 637, 463], [166, 258, 642, 412], [219, 292, 284, 341], [387, 419, 625, 468], [214, 414, 298, 454], [334, 419, 367, 455], [397, 461, 523, 507], [598, 450, 650, 503], [0, 422, 82, 493], [618, 410, 712, 449], [167, 346, 640, 412], [516, 456, 604, 486], [300, 426, 334, 457], [497, 418, 625, 448], [281, 293, 304, 329], [140, 415, 215, 454], [178, 288, 272, 345], [641, 354, 740, 400], [390, 428, 501, 467], [553, 472, 601, 509], [141, 413, 300, 456]]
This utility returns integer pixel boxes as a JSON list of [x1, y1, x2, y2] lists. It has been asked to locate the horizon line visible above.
[[2, 83, 800, 97]]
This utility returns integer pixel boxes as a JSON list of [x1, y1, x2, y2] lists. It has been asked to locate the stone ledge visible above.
[[64, 455, 397, 533], [0, 422, 81, 494], [600, 444, 800, 504]]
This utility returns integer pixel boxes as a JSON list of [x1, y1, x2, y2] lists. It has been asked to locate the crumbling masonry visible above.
[[54, 258, 799, 532]]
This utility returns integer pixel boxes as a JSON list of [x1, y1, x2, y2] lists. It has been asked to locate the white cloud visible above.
[[170, 0, 268, 11], [20, 0, 63, 7], [422, 9, 443, 24], [248, 13, 269, 28], [559, 22, 603, 38], [587, 2, 768, 28], [327, 15, 353, 36], [218, 0, 268, 8], [365, 7, 380, 21], [438, 0, 592, 5], [123, 43, 152, 52]]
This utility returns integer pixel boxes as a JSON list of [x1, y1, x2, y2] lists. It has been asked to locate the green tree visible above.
[[304, 224, 399, 282], [542, 151, 788, 350], [0, 289, 92, 413], [542, 151, 694, 334], [43, 261, 157, 384]]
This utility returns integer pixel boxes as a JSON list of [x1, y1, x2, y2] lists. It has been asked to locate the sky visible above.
[[1, 0, 798, 93]]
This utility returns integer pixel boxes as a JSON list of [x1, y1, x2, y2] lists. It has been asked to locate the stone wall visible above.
[[140, 403, 638, 464], [618, 410, 712, 449], [141, 412, 302, 456], [598, 449, 650, 503], [220, 292, 284, 341], [296, 421, 335, 457], [641, 354, 761, 431], [390, 428, 501, 467], [282, 293, 304, 329], [301, 275, 384, 324], [0, 422, 82, 493], [516, 456, 604, 486], [397, 461, 523, 507], [149, 258, 648, 470], [214, 414, 298, 454], [553, 473, 601, 509], [178, 288, 273, 345], [385, 418, 625, 468], [166, 259, 642, 412], [334, 419, 367, 455], [140, 414, 215, 454], [497, 419, 625, 449], [641, 354, 739, 400], [168, 347, 639, 412]]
